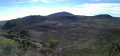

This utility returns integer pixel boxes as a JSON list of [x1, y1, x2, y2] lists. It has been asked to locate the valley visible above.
[[0, 12, 120, 56]]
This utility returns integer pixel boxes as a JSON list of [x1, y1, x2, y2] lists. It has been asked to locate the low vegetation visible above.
[[1, 14, 120, 56]]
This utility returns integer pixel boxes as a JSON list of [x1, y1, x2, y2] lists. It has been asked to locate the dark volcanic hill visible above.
[[2, 13, 120, 56], [0, 21, 7, 29], [95, 14, 113, 18], [48, 12, 74, 16]]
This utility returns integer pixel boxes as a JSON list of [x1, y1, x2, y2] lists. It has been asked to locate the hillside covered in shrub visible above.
[[1, 12, 120, 56]]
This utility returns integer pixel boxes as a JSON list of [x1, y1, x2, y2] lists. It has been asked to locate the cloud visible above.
[[40, 0, 50, 3], [29, 0, 50, 3], [78, 3, 120, 8], [77, 3, 120, 15], [0, 3, 120, 21]]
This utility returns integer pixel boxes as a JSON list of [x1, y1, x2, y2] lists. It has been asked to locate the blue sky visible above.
[[0, 0, 120, 21]]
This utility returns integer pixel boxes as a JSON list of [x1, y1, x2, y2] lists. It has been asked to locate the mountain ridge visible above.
[[1, 13, 120, 56], [48, 11, 74, 16], [2, 13, 118, 30]]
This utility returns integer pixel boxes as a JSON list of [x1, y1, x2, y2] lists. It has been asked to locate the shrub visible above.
[[37, 47, 43, 52], [25, 36, 31, 40], [109, 39, 120, 56], [0, 38, 18, 55], [0, 32, 7, 37], [48, 39, 59, 49], [0, 32, 7, 35], [30, 40, 37, 48]]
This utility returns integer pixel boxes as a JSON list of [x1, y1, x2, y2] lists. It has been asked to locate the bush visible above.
[[30, 40, 37, 48], [0, 38, 18, 55], [48, 39, 59, 49], [25, 36, 31, 40], [109, 39, 120, 56]]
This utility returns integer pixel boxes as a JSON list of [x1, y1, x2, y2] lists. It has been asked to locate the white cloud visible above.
[[77, 3, 120, 15], [0, 3, 120, 21], [40, 0, 50, 3], [78, 3, 120, 8], [29, 0, 50, 3]]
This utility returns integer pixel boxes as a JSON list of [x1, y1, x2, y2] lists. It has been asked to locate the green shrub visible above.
[[37, 47, 44, 52], [109, 39, 120, 56], [30, 40, 37, 47], [0, 38, 18, 55], [25, 36, 31, 40], [48, 39, 59, 49], [0, 32, 7, 35]]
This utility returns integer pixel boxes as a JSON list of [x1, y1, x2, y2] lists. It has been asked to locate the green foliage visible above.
[[0, 32, 7, 35], [25, 36, 31, 40], [37, 39, 59, 56], [0, 38, 18, 47], [37, 47, 52, 52], [7, 30, 15, 35], [48, 39, 59, 49], [3, 15, 120, 56], [30, 40, 37, 47], [59, 54, 81, 56], [109, 39, 120, 56], [0, 32, 7, 36], [37, 47, 43, 52], [0, 38, 18, 55]]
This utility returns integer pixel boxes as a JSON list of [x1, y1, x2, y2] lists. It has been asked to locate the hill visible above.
[[0, 21, 7, 29], [2, 13, 120, 56], [48, 12, 74, 16]]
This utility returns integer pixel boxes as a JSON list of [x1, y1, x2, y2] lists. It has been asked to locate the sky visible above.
[[0, 0, 120, 21]]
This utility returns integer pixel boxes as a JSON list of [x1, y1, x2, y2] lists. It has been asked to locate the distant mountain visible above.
[[2, 13, 120, 56], [2, 14, 116, 30], [48, 12, 74, 16], [0, 21, 7, 29], [95, 14, 113, 18]]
